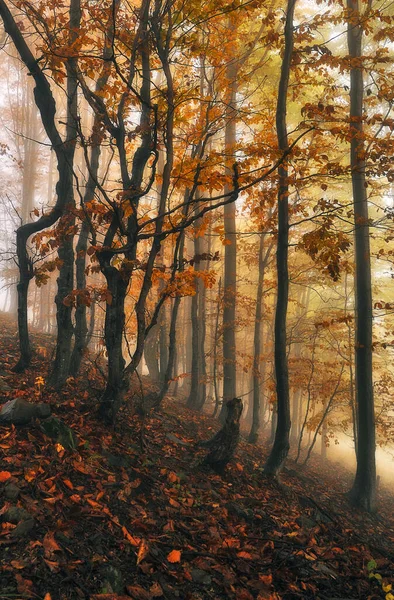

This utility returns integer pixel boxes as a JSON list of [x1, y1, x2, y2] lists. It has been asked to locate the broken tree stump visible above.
[[201, 397, 243, 474]]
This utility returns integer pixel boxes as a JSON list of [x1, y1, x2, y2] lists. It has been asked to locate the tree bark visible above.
[[346, 0, 376, 512], [187, 223, 207, 411], [248, 235, 271, 443], [264, 0, 296, 475], [220, 28, 238, 421], [48, 0, 81, 389], [201, 397, 243, 474]]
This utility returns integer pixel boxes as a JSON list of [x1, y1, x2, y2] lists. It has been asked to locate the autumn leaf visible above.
[[43, 531, 61, 559], [136, 539, 149, 565], [0, 471, 11, 482], [167, 549, 181, 563], [237, 551, 253, 559], [122, 526, 140, 546], [11, 559, 27, 569], [15, 574, 34, 595], [125, 585, 151, 599], [149, 582, 163, 597]]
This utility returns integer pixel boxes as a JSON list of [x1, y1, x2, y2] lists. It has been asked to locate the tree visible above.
[[346, 0, 376, 512], [264, 0, 296, 476], [0, 0, 77, 374]]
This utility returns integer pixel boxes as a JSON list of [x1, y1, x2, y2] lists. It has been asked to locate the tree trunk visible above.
[[201, 397, 243, 474], [346, 0, 376, 512], [249, 234, 267, 444], [98, 265, 127, 423], [48, 0, 81, 388], [144, 325, 160, 381], [69, 219, 89, 376], [264, 0, 296, 475], [220, 30, 238, 421], [187, 228, 207, 411]]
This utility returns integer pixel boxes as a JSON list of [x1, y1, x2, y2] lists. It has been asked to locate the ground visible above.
[[0, 312, 393, 600]]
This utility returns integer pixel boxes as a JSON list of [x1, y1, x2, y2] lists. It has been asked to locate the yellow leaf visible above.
[[167, 549, 181, 563]]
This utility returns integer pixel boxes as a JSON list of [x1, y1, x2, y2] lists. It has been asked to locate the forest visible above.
[[0, 0, 393, 598]]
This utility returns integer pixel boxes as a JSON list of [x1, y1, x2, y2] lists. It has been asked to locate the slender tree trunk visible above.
[[187, 222, 207, 411], [249, 234, 267, 443], [264, 0, 296, 475], [212, 278, 222, 417], [220, 29, 238, 420], [144, 325, 160, 381], [347, 0, 376, 511], [295, 334, 316, 462], [304, 364, 344, 465]]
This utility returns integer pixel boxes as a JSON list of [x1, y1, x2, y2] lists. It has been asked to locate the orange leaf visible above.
[[237, 551, 253, 560], [15, 574, 34, 595], [169, 498, 180, 508], [43, 531, 61, 559], [43, 594, 52, 600], [43, 559, 60, 572], [167, 471, 178, 484], [136, 539, 149, 565], [24, 469, 37, 483], [223, 537, 240, 549], [63, 479, 74, 490], [121, 526, 140, 546], [11, 560, 26, 569], [259, 574, 273, 586], [167, 549, 181, 563], [0, 471, 11, 482]]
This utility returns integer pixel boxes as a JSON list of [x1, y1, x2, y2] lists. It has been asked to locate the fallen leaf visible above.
[[150, 582, 163, 597], [43, 531, 61, 559], [237, 551, 253, 559], [0, 471, 11, 482], [122, 526, 140, 546], [15, 573, 34, 595], [11, 559, 27, 569], [167, 549, 181, 563], [125, 585, 151, 599], [43, 559, 60, 572], [136, 539, 149, 565], [24, 469, 37, 483]]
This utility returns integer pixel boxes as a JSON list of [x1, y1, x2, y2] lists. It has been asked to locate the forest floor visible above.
[[0, 312, 393, 600]]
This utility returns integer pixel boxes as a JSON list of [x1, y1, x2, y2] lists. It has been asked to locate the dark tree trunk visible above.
[[264, 0, 296, 476], [187, 232, 207, 411], [0, 0, 77, 373], [220, 40, 238, 422], [13, 243, 33, 372], [201, 397, 243, 474], [48, 0, 81, 388], [346, 0, 376, 512], [98, 265, 128, 423], [70, 1, 119, 377], [49, 213, 76, 388]]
